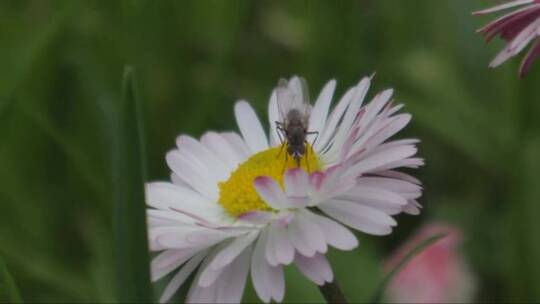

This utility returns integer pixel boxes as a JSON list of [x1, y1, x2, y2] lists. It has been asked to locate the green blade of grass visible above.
[[112, 66, 153, 302], [0, 255, 22, 303], [370, 233, 447, 303]]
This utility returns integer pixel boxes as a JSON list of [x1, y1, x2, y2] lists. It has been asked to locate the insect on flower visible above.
[[275, 77, 319, 168]]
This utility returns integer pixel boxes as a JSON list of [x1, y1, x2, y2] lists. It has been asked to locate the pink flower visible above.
[[474, 0, 540, 78], [384, 223, 476, 303]]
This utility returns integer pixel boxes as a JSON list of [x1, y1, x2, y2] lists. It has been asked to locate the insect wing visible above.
[[276, 78, 293, 122], [276, 77, 312, 124]]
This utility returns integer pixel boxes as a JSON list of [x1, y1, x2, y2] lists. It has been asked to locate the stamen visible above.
[[218, 144, 322, 217]]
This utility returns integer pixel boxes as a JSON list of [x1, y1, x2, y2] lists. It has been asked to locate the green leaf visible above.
[[112, 66, 153, 302], [370, 233, 447, 303], [0, 255, 22, 303]]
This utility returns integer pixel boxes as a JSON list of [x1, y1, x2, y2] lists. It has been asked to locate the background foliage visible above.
[[0, 0, 539, 302]]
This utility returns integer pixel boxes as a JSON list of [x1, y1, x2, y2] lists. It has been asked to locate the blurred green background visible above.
[[1, 0, 539, 302]]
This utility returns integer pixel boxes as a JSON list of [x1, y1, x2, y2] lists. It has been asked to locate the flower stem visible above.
[[318, 281, 347, 303]]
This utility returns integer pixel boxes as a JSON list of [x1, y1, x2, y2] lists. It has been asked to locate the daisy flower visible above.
[[147, 75, 423, 303], [474, 0, 540, 77]]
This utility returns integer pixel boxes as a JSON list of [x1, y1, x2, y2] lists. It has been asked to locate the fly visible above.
[[275, 77, 319, 169]]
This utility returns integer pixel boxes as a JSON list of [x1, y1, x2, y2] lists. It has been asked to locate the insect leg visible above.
[[306, 130, 319, 147], [282, 148, 289, 173], [305, 142, 310, 172], [275, 124, 287, 159]]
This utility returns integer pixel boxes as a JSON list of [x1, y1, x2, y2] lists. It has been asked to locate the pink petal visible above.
[[508, 18, 540, 54], [519, 38, 540, 76], [473, 0, 535, 15]]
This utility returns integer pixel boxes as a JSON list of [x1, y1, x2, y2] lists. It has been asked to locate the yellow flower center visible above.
[[218, 144, 322, 217]]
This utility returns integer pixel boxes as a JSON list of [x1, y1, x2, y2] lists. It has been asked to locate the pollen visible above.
[[218, 144, 322, 217]]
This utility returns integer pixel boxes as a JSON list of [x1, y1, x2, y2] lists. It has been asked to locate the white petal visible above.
[[377, 170, 422, 185], [266, 224, 295, 266], [214, 246, 252, 303], [309, 80, 336, 143], [306, 211, 358, 250], [363, 114, 412, 150], [402, 199, 422, 215], [209, 231, 258, 270], [317, 87, 356, 153], [154, 226, 238, 249], [284, 168, 310, 197], [359, 89, 394, 133], [200, 132, 245, 169], [251, 230, 285, 303], [320, 200, 396, 235], [176, 135, 230, 181], [198, 261, 227, 288], [145, 182, 223, 222], [147, 209, 195, 226], [268, 90, 281, 146], [159, 251, 207, 303], [234, 101, 269, 153], [338, 185, 410, 215], [165, 151, 219, 200], [326, 77, 371, 158], [343, 185, 408, 207], [253, 176, 289, 209], [287, 211, 327, 256], [221, 132, 251, 160], [237, 211, 274, 225], [346, 145, 417, 176], [295, 253, 333, 285], [170, 172, 193, 189], [151, 248, 199, 281], [374, 157, 424, 172], [186, 284, 216, 304], [186, 259, 218, 303], [357, 177, 422, 199]]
